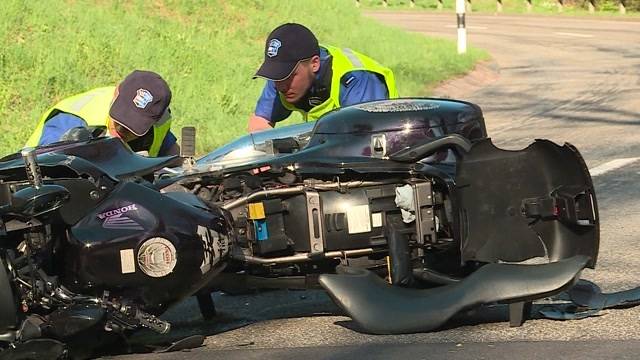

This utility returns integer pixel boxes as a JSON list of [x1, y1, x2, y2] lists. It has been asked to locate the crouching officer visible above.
[[248, 23, 399, 132], [26, 70, 180, 156]]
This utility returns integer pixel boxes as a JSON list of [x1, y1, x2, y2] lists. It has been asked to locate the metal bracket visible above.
[[370, 134, 387, 158], [412, 181, 435, 245], [305, 191, 324, 254]]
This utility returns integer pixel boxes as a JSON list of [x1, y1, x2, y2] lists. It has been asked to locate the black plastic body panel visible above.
[[319, 188, 391, 251], [190, 98, 487, 179], [283, 195, 311, 253], [0, 256, 18, 333], [0, 137, 177, 181], [65, 181, 232, 313], [455, 139, 599, 267], [254, 199, 290, 254], [274, 185, 402, 253], [293, 98, 485, 167]]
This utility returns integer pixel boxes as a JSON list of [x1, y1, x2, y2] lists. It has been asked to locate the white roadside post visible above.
[[456, 0, 467, 54]]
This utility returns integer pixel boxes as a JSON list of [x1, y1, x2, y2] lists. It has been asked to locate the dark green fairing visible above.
[[0, 257, 18, 336]]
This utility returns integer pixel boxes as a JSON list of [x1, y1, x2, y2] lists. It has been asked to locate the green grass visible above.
[[359, 0, 639, 15], [0, 0, 487, 155]]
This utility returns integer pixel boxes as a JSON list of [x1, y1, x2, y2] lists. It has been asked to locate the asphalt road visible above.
[[111, 13, 640, 360], [369, 12, 640, 164]]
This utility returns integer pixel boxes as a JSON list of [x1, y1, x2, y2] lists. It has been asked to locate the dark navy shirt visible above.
[[39, 112, 177, 156], [255, 48, 389, 123]]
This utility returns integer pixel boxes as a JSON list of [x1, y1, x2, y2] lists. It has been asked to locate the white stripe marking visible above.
[[445, 25, 488, 30], [554, 32, 593, 38], [589, 157, 640, 177]]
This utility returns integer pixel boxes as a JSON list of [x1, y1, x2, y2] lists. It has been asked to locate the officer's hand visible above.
[[248, 114, 274, 133]]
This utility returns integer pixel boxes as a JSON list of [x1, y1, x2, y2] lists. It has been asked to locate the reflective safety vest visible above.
[[26, 86, 172, 157], [280, 44, 398, 121]]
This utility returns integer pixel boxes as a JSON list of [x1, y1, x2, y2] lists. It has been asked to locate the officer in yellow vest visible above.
[[26, 70, 179, 157], [248, 23, 398, 133]]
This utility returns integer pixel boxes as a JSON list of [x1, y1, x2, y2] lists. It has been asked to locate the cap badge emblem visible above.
[[267, 39, 282, 58], [133, 88, 153, 109]]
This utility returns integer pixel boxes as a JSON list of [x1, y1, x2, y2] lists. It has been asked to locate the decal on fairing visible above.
[[254, 219, 269, 241], [197, 225, 229, 274], [347, 205, 372, 234], [137, 237, 177, 278], [354, 100, 440, 113], [120, 249, 136, 274], [97, 204, 144, 230], [372, 212, 383, 228]]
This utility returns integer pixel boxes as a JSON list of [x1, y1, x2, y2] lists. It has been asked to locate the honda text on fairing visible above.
[[0, 98, 598, 358]]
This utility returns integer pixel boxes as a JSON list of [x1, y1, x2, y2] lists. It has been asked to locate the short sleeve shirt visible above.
[[254, 48, 389, 123], [39, 112, 177, 156]]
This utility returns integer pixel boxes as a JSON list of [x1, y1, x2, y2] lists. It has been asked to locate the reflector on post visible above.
[[456, 0, 467, 54], [180, 126, 196, 158]]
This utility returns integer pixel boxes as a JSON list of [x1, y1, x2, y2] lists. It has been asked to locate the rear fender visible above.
[[455, 139, 599, 267]]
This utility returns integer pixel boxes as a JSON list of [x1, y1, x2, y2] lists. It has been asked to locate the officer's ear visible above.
[[310, 55, 321, 73]]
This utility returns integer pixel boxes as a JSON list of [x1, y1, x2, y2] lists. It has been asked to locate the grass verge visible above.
[[0, 0, 487, 155]]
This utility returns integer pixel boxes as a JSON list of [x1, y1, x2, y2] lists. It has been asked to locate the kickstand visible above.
[[509, 301, 532, 327]]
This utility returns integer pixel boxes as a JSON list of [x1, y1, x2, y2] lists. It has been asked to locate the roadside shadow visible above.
[[126, 289, 343, 351], [332, 302, 588, 335]]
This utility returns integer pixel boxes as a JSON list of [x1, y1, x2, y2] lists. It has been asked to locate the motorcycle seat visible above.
[[319, 255, 589, 334]]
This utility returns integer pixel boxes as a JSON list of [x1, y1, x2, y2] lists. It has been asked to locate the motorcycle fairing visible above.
[[455, 139, 599, 267], [0, 137, 177, 181], [0, 257, 18, 337], [66, 181, 232, 312], [319, 255, 589, 334], [50, 137, 179, 179], [193, 98, 486, 172]]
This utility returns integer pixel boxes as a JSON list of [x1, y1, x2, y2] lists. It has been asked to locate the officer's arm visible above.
[[248, 81, 291, 133], [165, 143, 180, 156], [158, 131, 180, 156], [38, 113, 87, 146], [340, 71, 389, 106]]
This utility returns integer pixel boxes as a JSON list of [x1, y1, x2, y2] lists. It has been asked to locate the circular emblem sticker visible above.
[[137, 237, 177, 278]]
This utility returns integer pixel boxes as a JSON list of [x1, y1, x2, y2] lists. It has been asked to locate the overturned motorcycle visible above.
[[0, 98, 599, 358]]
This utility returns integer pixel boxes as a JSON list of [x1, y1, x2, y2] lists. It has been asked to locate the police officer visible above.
[[26, 70, 179, 156], [248, 23, 398, 133]]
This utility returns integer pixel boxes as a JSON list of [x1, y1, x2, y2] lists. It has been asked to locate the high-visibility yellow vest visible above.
[[26, 86, 172, 157], [280, 45, 398, 121]]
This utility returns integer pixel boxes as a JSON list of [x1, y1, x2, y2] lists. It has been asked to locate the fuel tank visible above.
[[194, 98, 486, 170], [303, 98, 486, 159], [64, 181, 232, 313]]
